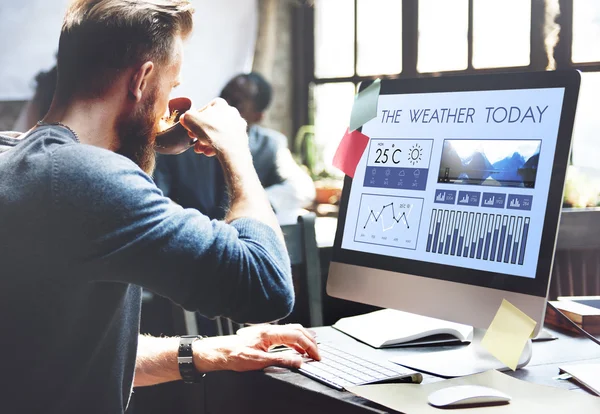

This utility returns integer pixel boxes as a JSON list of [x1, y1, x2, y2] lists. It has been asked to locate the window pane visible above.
[[314, 0, 354, 78], [312, 82, 356, 175], [572, 0, 600, 63], [418, 0, 468, 73], [472, 0, 530, 69], [357, 0, 402, 76], [571, 72, 600, 169]]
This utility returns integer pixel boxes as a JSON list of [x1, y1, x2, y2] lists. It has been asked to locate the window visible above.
[[572, 0, 600, 63], [314, 0, 354, 78], [311, 82, 356, 170], [570, 0, 600, 170], [418, 0, 468, 73], [572, 72, 600, 169], [298, 0, 600, 177], [311, 0, 403, 173], [472, 0, 531, 69], [357, 0, 403, 76]]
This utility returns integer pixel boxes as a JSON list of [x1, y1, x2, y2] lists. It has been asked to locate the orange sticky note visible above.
[[481, 299, 537, 371], [332, 128, 370, 178]]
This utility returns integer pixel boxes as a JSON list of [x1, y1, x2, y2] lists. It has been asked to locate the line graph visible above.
[[354, 194, 424, 250], [363, 203, 410, 231]]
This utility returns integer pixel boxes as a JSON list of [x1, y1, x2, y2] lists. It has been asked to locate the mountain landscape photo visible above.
[[438, 140, 540, 188]]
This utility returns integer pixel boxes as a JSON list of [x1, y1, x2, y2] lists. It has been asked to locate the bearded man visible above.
[[0, 1, 318, 413]]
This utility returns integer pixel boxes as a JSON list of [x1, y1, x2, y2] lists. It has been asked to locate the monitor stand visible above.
[[389, 328, 533, 378]]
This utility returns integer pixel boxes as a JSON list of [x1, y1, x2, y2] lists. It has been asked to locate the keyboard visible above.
[[298, 342, 423, 391]]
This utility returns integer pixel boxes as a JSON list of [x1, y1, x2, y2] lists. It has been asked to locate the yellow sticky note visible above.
[[480, 299, 537, 371]]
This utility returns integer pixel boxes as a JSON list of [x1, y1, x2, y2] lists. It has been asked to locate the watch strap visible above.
[[178, 335, 206, 384]]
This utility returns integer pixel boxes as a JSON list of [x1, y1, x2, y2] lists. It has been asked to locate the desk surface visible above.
[[315, 216, 337, 249], [202, 326, 600, 414]]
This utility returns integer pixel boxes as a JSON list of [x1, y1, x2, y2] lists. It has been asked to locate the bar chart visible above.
[[425, 208, 530, 265]]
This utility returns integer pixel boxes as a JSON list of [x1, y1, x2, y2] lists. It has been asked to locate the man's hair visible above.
[[33, 65, 58, 120], [245, 72, 272, 112], [56, 0, 194, 100], [221, 72, 273, 113]]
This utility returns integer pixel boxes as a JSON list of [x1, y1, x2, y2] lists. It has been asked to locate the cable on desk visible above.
[[546, 301, 600, 347]]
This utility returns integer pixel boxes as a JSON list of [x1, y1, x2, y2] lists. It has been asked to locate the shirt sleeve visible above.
[[50, 145, 294, 324]]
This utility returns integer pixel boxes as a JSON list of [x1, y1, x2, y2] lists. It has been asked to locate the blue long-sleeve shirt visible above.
[[0, 125, 293, 413]]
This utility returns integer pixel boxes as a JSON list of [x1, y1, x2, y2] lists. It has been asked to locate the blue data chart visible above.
[[457, 191, 481, 207], [354, 194, 424, 250], [363, 139, 433, 191], [481, 192, 506, 209], [434, 189, 457, 205], [507, 194, 533, 211], [426, 209, 530, 266]]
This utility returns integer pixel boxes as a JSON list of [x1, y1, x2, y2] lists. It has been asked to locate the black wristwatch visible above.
[[178, 335, 206, 384]]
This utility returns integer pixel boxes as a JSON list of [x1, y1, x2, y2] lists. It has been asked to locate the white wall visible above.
[[0, 1, 69, 100], [0, 0, 257, 103], [178, 0, 257, 105]]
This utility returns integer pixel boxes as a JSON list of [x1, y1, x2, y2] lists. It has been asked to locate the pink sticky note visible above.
[[332, 128, 370, 178]]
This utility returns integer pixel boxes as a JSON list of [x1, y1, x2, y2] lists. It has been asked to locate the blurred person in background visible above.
[[154, 72, 315, 224]]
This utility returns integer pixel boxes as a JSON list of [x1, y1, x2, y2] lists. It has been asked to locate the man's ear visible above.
[[129, 61, 154, 102]]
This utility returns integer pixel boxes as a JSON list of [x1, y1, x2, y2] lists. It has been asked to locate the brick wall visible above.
[[253, 0, 293, 145]]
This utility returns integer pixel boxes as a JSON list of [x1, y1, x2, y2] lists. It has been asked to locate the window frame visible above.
[[291, 0, 600, 161]]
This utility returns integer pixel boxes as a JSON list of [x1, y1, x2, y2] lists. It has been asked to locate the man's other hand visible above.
[[179, 97, 249, 158], [193, 324, 321, 373]]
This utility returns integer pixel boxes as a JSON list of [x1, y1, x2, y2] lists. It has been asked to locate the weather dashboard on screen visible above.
[[340, 88, 565, 279]]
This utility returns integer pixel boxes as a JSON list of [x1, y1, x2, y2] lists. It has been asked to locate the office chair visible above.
[[280, 212, 324, 328]]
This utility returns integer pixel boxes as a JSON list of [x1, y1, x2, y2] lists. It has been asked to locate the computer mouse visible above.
[[428, 385, 511, 408]]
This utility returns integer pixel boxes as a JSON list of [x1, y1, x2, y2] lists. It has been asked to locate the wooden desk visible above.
[[198, 326, 600, 414]]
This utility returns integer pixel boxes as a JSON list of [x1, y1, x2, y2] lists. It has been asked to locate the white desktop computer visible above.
[[327, 70, 580, 377]]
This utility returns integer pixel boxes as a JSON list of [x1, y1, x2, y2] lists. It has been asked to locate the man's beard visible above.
[[116, 90, 159, 175]]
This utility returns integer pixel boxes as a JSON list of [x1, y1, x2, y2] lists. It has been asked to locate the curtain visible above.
[[253, 0, 294, 142]]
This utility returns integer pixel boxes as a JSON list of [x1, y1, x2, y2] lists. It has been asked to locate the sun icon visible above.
[[408, 144, 423, 165]]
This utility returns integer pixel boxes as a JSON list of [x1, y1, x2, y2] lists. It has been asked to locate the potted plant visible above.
[[294, 125, 343, 206]]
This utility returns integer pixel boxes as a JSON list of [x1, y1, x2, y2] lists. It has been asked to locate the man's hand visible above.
[[179, 97, 283, 235], [179, 98, 249, 159], [193, 324, 321, 373]]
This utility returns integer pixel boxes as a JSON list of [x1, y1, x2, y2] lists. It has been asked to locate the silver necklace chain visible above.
[[36, 120, 80, 143]]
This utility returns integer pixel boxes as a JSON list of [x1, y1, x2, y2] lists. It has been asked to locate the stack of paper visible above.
[[333, 309, 473, 348], [560, 363, 600, 396]]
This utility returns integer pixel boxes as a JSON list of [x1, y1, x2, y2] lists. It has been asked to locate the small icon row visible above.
[[375, 168, 421, 178], [434, 190, 532, 211], [364, 166, 429, 191]]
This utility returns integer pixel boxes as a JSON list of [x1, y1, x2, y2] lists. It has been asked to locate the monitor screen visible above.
[[333, 72, 579, 298]]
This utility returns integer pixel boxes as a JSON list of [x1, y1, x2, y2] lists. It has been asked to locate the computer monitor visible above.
[[327, 71, 580, 373]]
